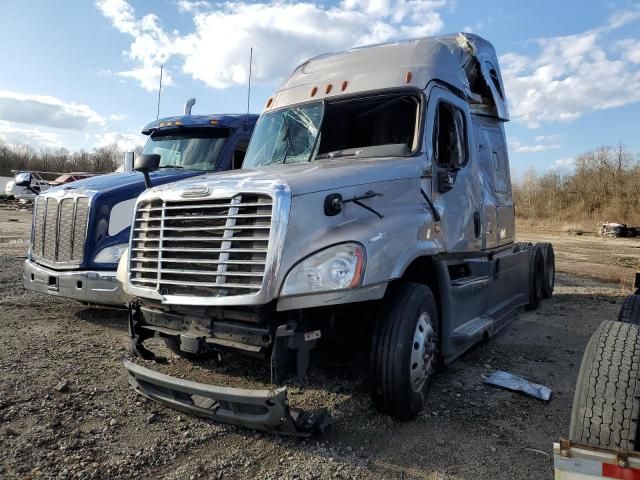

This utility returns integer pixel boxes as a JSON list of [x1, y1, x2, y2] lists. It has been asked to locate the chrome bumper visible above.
[[23, 259, 127, 306], [123, 358, 328, 437]]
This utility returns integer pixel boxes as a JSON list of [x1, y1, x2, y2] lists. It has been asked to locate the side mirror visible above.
[[123, 151, 135, 172], [134, 154, 160, 189], [14, 172, 32, 187]]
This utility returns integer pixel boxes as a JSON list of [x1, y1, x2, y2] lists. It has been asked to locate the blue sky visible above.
[[0, 0, 638, 177]]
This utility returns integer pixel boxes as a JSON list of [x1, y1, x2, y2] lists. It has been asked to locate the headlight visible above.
[[281, 243, 365, 296], [94, 243, 128, 263]]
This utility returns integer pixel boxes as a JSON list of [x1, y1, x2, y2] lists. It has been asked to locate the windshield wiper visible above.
[[281, 115, 295, 164], [157, 165, 184, 169]]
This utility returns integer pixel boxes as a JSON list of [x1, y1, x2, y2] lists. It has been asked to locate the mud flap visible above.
[[122, 358, 329, 437]]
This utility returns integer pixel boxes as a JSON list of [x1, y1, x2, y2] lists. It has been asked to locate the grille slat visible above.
[[137, 202, 272, 211], [135, 213, 271, 222], [134, 225, 270, 232], [130, 194, 272, 298], [131, 247, 267, 254], [31, 195, 90, 266]]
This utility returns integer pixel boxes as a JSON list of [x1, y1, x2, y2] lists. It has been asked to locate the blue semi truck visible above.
[[23, 103, 258, 306]]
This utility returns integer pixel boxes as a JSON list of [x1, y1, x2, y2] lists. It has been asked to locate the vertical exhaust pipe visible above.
[[184, 98, 196, 115]]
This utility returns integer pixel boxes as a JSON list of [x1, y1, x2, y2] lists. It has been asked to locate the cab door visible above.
[[425, 87, 482, 253]]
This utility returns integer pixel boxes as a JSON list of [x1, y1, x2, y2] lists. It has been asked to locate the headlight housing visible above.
[[94, 243, 128, 264], [281, 243, 365, 296]]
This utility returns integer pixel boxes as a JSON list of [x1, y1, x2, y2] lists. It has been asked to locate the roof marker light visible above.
[[174, 121, 182, 125], [341, 80, 348, 91], [210, 120, 219, 125], [159, 122, 166, 127], [166, 122, 173, 126], [310, 86, 318, 97], [405, 71, 413, 83], [325, 84, 332, 94]]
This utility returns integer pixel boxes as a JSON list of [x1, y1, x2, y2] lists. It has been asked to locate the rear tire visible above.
[[537, 242, 555, 299], [619, 295, 640, 325], [525, 245, 544, 310], [569, 320, 640, 450], [370, 282, 439, 420]]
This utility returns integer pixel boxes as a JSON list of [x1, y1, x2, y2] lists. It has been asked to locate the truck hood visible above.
[[182, 157, 420, 197], [46, 170, 203, 196]]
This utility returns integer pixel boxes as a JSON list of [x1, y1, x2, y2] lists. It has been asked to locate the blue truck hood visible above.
[[53, 169, 200, 195], [46, 169, 205, 270]]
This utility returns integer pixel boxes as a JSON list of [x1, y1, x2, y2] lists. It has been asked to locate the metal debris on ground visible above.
[[484, 371, 552, 401]]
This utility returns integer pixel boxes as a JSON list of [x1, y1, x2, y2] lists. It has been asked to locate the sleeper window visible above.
[[434, 102, 466, 169], [233, 140, 250, 169]]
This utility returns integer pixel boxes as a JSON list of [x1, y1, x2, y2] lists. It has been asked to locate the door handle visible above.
[[474, 211, 481, 238]]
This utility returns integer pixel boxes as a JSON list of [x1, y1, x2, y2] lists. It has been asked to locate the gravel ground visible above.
[[0, 206, 632, 479]]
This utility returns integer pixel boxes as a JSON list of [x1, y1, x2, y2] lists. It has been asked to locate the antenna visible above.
[[245, 47, 253, 129], [156, 64, 164, 120]]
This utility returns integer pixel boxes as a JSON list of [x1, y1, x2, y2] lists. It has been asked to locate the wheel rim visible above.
[[410, 312, 437, 393]]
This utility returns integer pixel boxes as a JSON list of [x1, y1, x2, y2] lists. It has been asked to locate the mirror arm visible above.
[[142, 172, 152, 189]]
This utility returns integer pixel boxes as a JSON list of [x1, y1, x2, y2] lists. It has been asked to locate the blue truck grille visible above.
[[32, 196, 90, 267], [129, 194, 272, 298]]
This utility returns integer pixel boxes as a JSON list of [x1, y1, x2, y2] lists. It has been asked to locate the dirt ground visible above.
[[0, 205, 636, 479]]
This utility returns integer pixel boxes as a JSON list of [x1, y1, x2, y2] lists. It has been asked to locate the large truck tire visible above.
[[525, 245, 545, 310], [370, 282, 439, 420], [569, 320, 640, 450], [537, 242, 555, 299], [619, 294, 640, 325]]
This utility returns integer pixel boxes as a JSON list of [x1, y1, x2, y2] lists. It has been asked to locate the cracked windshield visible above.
[[242, 103, 323, 168]]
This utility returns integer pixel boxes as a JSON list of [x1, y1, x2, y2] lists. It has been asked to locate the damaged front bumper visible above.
[[122, 358, 329, 437]]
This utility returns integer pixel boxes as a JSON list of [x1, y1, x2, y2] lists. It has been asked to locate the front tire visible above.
[[370, 282, 439, 420]]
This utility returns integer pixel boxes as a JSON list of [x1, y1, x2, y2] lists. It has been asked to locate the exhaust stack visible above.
[[184, 98, 196, 115]]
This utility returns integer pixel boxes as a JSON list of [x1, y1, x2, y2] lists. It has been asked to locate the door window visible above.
[[434, 102, 467, 169]]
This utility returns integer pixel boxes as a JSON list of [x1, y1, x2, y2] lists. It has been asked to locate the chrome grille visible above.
[[32, 195, 90, 266], [130, 194, 272, 298]]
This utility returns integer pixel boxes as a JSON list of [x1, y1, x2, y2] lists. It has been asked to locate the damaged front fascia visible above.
[[123, 358, 330, 437], [437, 33, 510, 121]]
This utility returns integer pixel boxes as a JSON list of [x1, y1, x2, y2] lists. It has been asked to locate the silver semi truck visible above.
[[122, 33, 555, 436]]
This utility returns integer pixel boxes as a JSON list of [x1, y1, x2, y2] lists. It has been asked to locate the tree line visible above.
[[513, 145, 640, 227], [0, 140, 142, 179]]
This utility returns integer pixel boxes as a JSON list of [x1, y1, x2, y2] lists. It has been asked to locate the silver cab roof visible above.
[[266, 32, 509, 121]]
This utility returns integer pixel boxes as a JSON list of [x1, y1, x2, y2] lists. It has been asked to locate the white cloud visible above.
[[549, 157, 575, 171], [619, 38, 640, 64], [501, 11, 640, 128], [109, 113, 128, 121], [509, 138, 560, 153], [176, 0, 211, 13], [97, 0, 448, 90], [0, 90, 105, 131], [95, 131, 145, 150], [608, 9, 640, 29], [97, 0, 175, 91], [533, 134, 562, 142], [0, 121, 67, 150]]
